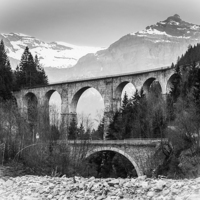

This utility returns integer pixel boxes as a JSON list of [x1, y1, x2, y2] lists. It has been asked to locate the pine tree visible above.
[[68, 118, 78, 140], [107, 111, 123, 140], [96, 118, 104, 139], [14, 47, 48, 89], [167, 44, 200, 121], [121, 92, 129, 112], [78, 123, 85, 139], [50, 125, 60, 141], [131, 89, 140, 105], [0, 40, 13, 101], [34, 55, 48, 85]]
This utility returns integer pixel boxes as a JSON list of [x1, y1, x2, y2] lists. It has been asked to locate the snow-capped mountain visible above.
[[1, 14, 200, 83], [0, 32, 102, 69], [132, 14, 200, 40], [61, 14, 200, 81]]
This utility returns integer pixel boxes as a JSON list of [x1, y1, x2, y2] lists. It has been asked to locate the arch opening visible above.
[[142, 78, 162, 96], [71, 87, 104, 130], [166, 74, 179, 94], [25, 92, 38, 123], [45, 90, 62, 128], [85, 148, 142, 178], [121, 82, 136, 100], [115, 82, 136, 109]]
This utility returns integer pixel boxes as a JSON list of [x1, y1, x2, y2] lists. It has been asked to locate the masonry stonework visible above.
[[14, 67, 175, 136], [68, 139, 160, 176]]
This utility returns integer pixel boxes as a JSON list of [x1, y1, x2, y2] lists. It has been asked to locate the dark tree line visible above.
[[0, 40, 49, 161], [107, 89, 167, 140], [156, 44, 200, 178], [68, 117, 104, 140], [14, 47, 48, 90], [0, 40, 48, 101], [176, 43, 200, 67], [0, 40, 14, 101]]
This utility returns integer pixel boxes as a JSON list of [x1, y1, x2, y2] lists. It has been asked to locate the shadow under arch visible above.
[[116, 81, 130, 98], [70, 87, 91, 113], [24, 92, 38, 122], [45, 89, 61, 102], [86, 147, 143, 176], [116, 81, 136, 98], [166, 73, 179, 94], [142, 77, 162, 95]]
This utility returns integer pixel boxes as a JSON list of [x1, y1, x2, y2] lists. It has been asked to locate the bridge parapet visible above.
[[66, 139, 162, 146]]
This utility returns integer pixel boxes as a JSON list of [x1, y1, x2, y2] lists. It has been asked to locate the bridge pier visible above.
[[13, 67, 175, 142]]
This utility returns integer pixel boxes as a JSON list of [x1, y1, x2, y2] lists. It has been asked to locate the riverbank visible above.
[[0, 173, 200, 200]]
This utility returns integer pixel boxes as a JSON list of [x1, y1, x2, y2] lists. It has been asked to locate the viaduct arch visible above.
[[14, 67, 175, 136], [86, 146, 142, 176]]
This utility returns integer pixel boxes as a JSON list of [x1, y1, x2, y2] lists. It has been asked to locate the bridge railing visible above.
[[58, 138, 167, 146]]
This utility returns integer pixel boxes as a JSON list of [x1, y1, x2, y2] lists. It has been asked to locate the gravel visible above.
[[0, 175, 200, 200]]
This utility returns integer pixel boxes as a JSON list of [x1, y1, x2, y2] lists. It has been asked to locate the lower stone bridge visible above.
[[66, 139, 162, 176]]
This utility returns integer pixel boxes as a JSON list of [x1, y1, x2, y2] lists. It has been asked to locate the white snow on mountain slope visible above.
[[129, 14, 200, 42], [136, 28, 172, 36], [0, 33, 104, 69]]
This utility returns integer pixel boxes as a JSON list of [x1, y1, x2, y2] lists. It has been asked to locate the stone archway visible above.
[[70, 86, 104, 130], [142, 78, 162, 95], [166, 73, 178, 93], [70, 87, 91, 114], [86, 146, 143, 176], [115, 81, 136, 110], [45, 89, 62, 127]]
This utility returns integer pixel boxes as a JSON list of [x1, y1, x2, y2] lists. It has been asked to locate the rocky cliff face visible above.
[[64, 14, 200, 80]]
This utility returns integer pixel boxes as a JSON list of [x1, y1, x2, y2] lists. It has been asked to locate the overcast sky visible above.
[[1, 0, 200, 47]]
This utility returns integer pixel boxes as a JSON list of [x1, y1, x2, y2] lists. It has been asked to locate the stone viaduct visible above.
[[13, 67, 175, 176], [14, 67, 175, 132]]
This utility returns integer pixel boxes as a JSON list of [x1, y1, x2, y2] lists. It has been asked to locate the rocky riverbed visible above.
[[0, 164, 200, 200], [0, 175, 200, 200]]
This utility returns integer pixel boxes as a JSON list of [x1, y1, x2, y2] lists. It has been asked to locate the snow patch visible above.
[[169, 21, 179, 25], [15, 33, 30, 37], [158, 21, 166, 25], [153, 39, 171, 43], [137, 28, 171, 36], [177, 28, 186, 30], [190, 25, 200, 30], [176, 36, 191, 39]]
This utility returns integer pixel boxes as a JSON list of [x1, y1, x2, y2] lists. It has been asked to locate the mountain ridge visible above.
[[0, 32, 103, 70], [1, 14, 200, 83], [67, 14, 200, 81]]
